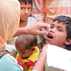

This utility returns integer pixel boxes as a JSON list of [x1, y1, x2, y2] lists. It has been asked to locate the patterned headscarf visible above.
[[0, 0, 20, 57]]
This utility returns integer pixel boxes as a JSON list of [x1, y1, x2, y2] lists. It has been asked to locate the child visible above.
[[45, 15, 71, 71], [18, 0, 42, 49], [33, 15, 71, 71], [46, 15, 71, 50], [15, 34, 40, 71]]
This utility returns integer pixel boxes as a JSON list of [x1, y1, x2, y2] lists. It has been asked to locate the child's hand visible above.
[[40, 49, 42, 53], [40, 44, 47, 53], [39, 44, 48, 59]]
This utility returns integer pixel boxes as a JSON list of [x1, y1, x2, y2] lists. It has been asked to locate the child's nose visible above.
[[25, 9, 28, 14], [49, 28, 55, 33]]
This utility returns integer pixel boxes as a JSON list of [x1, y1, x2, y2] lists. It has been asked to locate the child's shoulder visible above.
[[28, 17, 37, 24]]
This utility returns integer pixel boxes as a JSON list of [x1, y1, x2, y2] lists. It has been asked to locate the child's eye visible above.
[[50, 26, 54, 29], [28, 7, 31, 9], [21, 7, 25, 9], [22, 52, 25, 54], [58, 29, 62, 31]]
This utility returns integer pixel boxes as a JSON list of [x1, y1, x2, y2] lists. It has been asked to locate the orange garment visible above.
[[0, 0, 20, 57], [32, 0, 71, 25]]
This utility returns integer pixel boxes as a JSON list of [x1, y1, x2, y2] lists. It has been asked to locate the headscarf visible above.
[[0, 0, 20, 57]]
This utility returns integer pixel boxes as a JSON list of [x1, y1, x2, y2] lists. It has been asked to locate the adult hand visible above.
[[27, 22, 49, 35], [14, 22, 49, 37]]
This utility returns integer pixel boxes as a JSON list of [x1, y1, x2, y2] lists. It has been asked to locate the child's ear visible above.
[[65, 39, 71, 45], [32, 47, 35, 51]]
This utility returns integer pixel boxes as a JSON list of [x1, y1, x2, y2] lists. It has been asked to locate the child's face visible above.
[[46, 20, 67, 48], [17, 45, 33, 58], [20, 2, 32, 21]]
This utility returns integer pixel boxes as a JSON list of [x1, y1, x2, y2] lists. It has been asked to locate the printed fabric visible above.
[[16, 46, 40, 71]]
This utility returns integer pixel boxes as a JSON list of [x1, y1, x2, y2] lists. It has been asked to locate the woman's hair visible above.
[[15, 34, 37, 49], [18, 0, 32, 5], [53, 15, 71, 50]]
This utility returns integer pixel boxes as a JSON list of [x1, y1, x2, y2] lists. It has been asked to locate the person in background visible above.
[[15, 34, 40, 71], [32, 0, 71, 25], [0, 0, 48, 71], [32, 15, 71, 71]]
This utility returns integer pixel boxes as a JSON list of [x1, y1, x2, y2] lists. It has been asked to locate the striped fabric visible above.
[[32, 0, 71, 25]]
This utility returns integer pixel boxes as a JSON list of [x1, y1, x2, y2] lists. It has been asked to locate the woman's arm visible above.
[[14, 22, 49, 37]]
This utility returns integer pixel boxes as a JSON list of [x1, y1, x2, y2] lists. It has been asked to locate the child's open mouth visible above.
[[47, 34, 53, 39]]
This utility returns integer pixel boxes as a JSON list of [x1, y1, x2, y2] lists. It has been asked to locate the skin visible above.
[[46, 20, 67, 49], [14, 22, 49, 36]]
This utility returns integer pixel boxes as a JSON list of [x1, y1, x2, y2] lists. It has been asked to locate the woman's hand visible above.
[[14, 22, 49, 37], [27, 22, 49, 35]]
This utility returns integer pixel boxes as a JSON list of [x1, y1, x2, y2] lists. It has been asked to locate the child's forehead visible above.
[[51, 21, 67, 29], [52, 20, 66, 25], [20, 1, 32, 5], [17, 44, 26, 51]]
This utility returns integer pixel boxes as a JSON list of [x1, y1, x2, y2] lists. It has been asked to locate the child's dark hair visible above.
[[15, 34, 37, 50], [18, 0, 32, 5], [53, 15, 71, 50]]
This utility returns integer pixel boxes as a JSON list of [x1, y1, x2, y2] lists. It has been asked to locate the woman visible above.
[[0, 0, 48, 71]]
